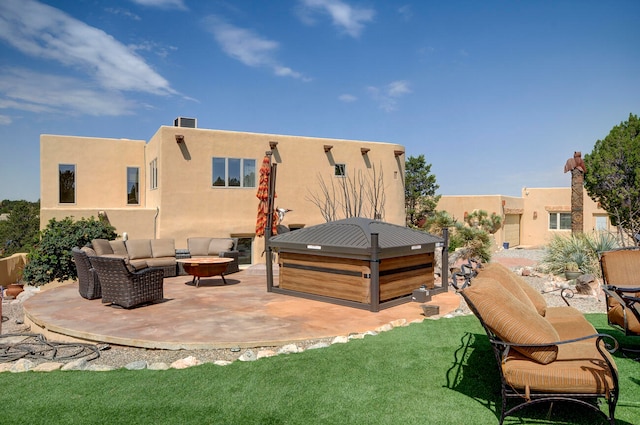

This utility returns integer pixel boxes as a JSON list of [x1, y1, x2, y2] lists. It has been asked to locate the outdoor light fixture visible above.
[[175, 134, 184, 143]]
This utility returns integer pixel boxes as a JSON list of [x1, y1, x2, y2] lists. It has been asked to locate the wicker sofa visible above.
[[459, 263, 619, 425], [90, 238, 178, 278], [186, 237, 240, 274]]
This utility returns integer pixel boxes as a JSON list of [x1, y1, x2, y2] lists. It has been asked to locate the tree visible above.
[[583, 113, 640, 245], [0, 200, 40, 257], [405, 155, 440, 227], [307, 164, 386, 222], [22, 216, 117, 286]]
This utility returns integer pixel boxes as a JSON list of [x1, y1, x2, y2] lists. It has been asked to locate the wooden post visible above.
[[370, 233, 380, 312]]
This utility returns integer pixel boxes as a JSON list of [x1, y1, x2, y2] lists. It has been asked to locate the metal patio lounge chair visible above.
[[600, 247, 640, 359]]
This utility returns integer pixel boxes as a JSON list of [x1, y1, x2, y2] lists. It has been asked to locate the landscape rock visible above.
[[331, 336, 348, 344], [277, 344, 299, 354], [11, 359, 35, 372], [238, 350, 257, 362], [33, 362, 63, 372], [171, 356, 200, 369], [148, 362, 170, 370], [125, 360, 148, 370], [61, 359, 88, 371]]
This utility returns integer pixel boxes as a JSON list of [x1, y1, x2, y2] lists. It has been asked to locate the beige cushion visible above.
[[80, 246, 97, 257], [126, 239, 153, 260], [188, 238, 211, 256], [109, 240, 128, 256], [147, 257, 175, 267], [208, 238, 234, 255], [463, 278, 559, 364], [478, 263, 539, 315], [151, 239, 175, 258], [92, 239, 113, 256], [481, 262, 547, 316]]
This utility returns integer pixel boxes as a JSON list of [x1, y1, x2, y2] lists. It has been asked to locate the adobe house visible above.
[[437, 186, 612, 249], [40, 118, 407, 265]]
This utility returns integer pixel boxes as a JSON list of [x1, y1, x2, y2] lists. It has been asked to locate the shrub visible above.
[[23, 216, 116, 286], [424, 210, 493, 262], [539, 232, 619, 277]]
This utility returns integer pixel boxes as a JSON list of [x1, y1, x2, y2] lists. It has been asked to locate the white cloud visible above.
[[0, 0, 176, 96], [338, 94, 357, 102], [297, 0, 375, 38], [398, 5, 413, 21], [0, 115, 12, 125], [367, 80, 411, 112], [204, 16, 310, 81], [129, 0, 187, 10], [0, 67, 137, 116]]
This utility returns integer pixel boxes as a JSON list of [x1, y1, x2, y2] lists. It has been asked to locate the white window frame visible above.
[[549, 212, 571, 230], [149, 158, 158, 190], [212, 157, 256, 188]]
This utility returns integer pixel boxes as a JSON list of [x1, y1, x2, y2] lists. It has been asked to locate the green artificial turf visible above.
[[0, 314, 638, 424]]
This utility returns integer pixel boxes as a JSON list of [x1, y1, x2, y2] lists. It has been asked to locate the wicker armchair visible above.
[[72, 247, 101, 300], [88, 256, 164, 308]]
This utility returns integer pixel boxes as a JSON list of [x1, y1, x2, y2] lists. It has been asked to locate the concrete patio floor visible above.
[[22, 269, 461, 350]]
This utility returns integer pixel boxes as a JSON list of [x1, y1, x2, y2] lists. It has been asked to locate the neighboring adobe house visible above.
[[40, 118, 407, 265], [437, 186, 611, 249]]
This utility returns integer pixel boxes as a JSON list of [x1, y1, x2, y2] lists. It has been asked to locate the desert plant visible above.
[[540, 232, 619, 277], [23, 216, 116, 286]]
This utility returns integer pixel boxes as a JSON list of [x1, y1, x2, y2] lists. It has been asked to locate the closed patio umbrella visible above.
[[256, 155, 277, 237]]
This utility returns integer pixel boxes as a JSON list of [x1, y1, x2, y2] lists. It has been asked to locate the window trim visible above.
[[127, 166, 140, 205], [58, 163, 76, 204], [212, 157, 256, 188], [548, 211, 571, 230], [149, 158, 158, 190]]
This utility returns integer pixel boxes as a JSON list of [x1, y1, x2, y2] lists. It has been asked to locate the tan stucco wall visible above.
[[436, 195, 523, 249], [41, 127, 406, 261], [437, 187, 611, 249], [520, 187, 611, 246], [0, 253, 27, 286]]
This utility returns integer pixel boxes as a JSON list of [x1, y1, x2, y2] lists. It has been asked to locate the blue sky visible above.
[[1, 0, 639, 202]]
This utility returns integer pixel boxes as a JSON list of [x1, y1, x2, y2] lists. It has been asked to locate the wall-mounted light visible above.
[[175, 134, 184, 143], [361, 148, 370, 155], [269, 141, 278, 150], [324, 145, 333, 152], [394, 150, 404, 157]]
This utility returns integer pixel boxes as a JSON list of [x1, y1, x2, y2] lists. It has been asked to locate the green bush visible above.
[[23, 216, 116, 286], [539, 232, 619, 277], [424, 210, 493, 262]]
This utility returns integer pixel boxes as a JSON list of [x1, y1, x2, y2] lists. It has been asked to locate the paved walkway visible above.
[[22, 270, 460, 350]]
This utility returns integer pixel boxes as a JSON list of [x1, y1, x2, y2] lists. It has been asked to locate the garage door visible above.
[[503, 214, 520, 247]]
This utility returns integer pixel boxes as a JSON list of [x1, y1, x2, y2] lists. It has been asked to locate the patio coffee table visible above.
[[176, 258, 233, 287]]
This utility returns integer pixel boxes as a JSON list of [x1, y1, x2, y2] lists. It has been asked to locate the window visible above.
[[59, 164, 75, 204], [549, 212, 571, 230], [335, 163, 346, 177], [149, 158, 158, 190], [127, 167, 140, 205], [212, 157, 256, 188]]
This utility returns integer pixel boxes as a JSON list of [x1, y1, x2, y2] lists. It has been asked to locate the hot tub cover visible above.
[[268, 217, 442, 259]]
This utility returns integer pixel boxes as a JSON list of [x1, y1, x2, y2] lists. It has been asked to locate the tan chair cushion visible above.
[[208, 238, 234, 256], [109, 240, 128, 257], [151, 239, 175, 258], [502, 345, 616, 395], [478, 263, 539, 315], [146, 257, 175, 267], [608, 304, 640, 334], [80, 246, 97, 257], [126, 239, 153, 260], [463, 278, 559, 364], [481, 262, 547, 316], [92, 239, 113, 256], [188, 238, 211, 257]]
